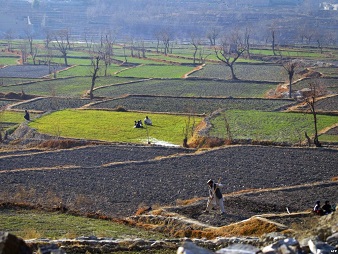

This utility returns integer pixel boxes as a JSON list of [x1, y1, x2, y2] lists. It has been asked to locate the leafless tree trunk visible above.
[[53, 29, 71, 66], [281, 60, 300, 98], [272, 29, 276, 56], [214, 31, 247, 80], [44, 29, 53, 49], [206, 28, 220, 46], [305, 81, 325, 147], [268, 23, 279, 56], [5, 29, 14, 51], [32, 47, 38, 65], [190, 33, 201, 64], [102, 31, 116, 76], [222, 112, 232, 144], [89, 51, 102, 100], [45, 48, 54, 74], [198, 48, 211, 64], [182, 114, 196, 148], [20, 43, 28, 64], [244, 27, 251, 59], [279, 51, 301, 99], [160, 31, 171, 55], [154, 31, 161, 53]]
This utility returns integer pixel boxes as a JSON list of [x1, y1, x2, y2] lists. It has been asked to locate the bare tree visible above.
[[313, 29, 326, 54], [244, 27, 251, 59], [267, 22, 280, 56], [45, 48, 54, 74], [161, 30, 171, 55], [198, 47, 211, 64], [43, 29, 53, 49], [222, 112, 232, 144], [214, 31, 248, 80], [20, 43, 28, 64], [25, 27, 34, 56], [88, 47, 103, 100], [304, 80, 327, 147], [190, 33, 201, 64], [182, 114, 196, 148], [31, 47, 38, 65], [279, 54, 301, 98], [101, 31, 116, 76], [154, 30, 161, 53], [53, 29, 71, 66], [4, 29, 14, 52], [206, 27, 220, 46]]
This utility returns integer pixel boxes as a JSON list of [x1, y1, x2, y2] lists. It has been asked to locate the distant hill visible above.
[[0, 0, 337, 43]]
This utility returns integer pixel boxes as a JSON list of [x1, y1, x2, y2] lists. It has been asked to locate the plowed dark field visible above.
[[0, 144, 337, 226]]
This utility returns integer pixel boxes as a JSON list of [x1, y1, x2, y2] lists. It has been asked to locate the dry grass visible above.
[[21, 228, 42, 239], [172, 217, 279, 239], [135, 206, 151, 216], [215, 218, 279, 236], [331, 176, 338, 182], [188, 136, 227, 148], [175, 197, 203, 206], [151, 209, 164, 216], [36, 139, 90, 149]]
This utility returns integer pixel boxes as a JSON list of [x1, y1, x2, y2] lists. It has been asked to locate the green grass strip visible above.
[[0, 209, 166, 240], [29, 109, 202, 145], [210, 110, 338, 143]]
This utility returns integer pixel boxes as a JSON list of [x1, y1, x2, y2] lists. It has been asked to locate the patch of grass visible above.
[[57, 64, 127, 78], [209, 110, 338, 143], [0, 56, 20, 65], [0, 208, 167, 240], [319, 134, 338, 142], [29, 109, 202, 145], [0, 111, 36, 124]]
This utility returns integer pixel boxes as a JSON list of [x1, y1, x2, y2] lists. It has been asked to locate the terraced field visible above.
[[10, 97, 92, 112], [0, 76, 138, 97], [291, 95, 338, 113], [94, 79, 278, 98], [0, 144, 337, 225], [89, 95, 295, 114], [188, 63, 287, 82], [0, 65, 67, 78], [293, 77, 338, 94]]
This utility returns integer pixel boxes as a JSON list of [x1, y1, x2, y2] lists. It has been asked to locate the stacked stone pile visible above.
[[1, 227, 337, 254]]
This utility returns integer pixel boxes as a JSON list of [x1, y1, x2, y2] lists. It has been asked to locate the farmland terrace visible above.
[[0, 143, 337, 226]]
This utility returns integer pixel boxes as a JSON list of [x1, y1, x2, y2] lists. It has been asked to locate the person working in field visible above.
[[24, 110, 30, 121], [322, 200, 334, 215], [313, 200, 324, 215], [204, 179, 225, 215], [144, 116, 152, 125]]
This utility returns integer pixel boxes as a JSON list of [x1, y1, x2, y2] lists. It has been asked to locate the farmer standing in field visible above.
[[204, 179, 225, 215], [24, 110, 30, 121]]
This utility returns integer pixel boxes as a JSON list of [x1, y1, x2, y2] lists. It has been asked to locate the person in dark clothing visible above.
[[24, 110, 30, 121], [134, 120, 143, 128], [322, 200, 334, 215]]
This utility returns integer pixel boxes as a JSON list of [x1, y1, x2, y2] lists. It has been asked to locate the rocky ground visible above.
[[0, 138, 337, 228]]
